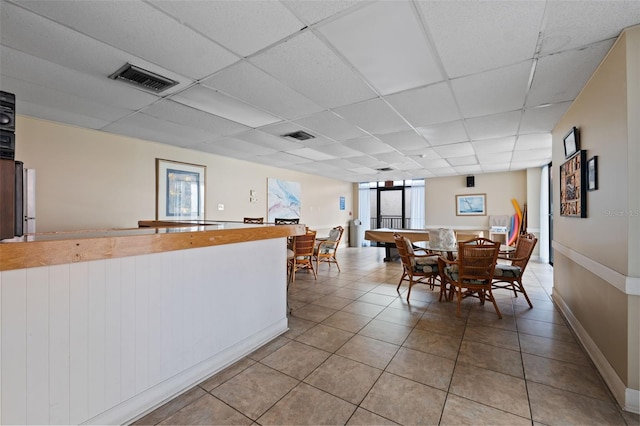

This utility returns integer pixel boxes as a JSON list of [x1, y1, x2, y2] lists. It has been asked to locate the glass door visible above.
[[377, 186, 406, 229]]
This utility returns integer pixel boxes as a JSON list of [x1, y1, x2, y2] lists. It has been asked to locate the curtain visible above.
[[409, 181, 425, 229], [358, 185, 371, 246]]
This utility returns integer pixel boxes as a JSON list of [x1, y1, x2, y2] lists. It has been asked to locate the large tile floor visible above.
[[132, 246, 638, 425]]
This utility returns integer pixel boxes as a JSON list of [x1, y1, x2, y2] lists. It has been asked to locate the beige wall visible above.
[[15, 116, 353, 235], [425, 171, 527, 231], [552, 26, 640, 406]]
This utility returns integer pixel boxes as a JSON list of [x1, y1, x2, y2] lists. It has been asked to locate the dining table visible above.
[[364, 228, 431, 261]]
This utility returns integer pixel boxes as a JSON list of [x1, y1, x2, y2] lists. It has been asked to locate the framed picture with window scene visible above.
[[587, 155, 598, 191], [560, 150, 587, 217], [563, 126, 580, 158]]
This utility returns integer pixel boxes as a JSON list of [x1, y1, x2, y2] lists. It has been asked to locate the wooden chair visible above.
[[288, 230, 317, 284], [243, 217, 264, 224], [274, 217, 299, 225], [492, 233, 538, 308], [438, 237, 502, 318], [393, 233, 441, 301], [314, 226, 344, 272]]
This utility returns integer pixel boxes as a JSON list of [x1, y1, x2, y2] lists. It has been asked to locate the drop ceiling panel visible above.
[[141, 100, 250, 137], [317, 1, 443, 95], [419, 0, 544, 78], [202, 62, 324, 120], [150, 0, 304, 57], [249, 31, 377, 108], [451, 61, 532, 118], [454, 165, 482, 174], [384, 82, 461, 127], [1, 46, 155, 113], [526, 40, 613, 107], [520, 102, 571, 134], [171, 84, 282, 128], [343, 137, 395, 155], [203, 137, 278, 157], [445, 155, 477, 167], [285, 147, 335, 161], [403, 147, 441, 160], [103, 113, 215, 148], [477, 151, 513, 165], [433, 142, 475, 158], [0, 3, 190, 96], [472, 137, 516, 154], [236, 130, 304, 151], [284, 1, 363, 25], [377, 130, 430, 153], [465, 110, 522, 140], [0, 74, 132, 127], [515, 133, 552, 151], [15, 0, 239, 79], [540, 1, 640, 54], [482, 163, 511, 172], [292, 111, 367, 141], [311, 143, 363, 158], [511, 148, 551, 162], [348, 155, 388, 168], [417, 120, 468, 146], [334, 98, 411, 135], [256, 151, 313, 166]]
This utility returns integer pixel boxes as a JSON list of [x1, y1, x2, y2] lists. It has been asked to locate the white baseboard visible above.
[[553, 293, 639, 414], [82, 318, 289, 425]]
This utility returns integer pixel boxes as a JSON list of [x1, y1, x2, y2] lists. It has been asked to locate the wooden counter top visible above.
[[0, 221, 305, 271]]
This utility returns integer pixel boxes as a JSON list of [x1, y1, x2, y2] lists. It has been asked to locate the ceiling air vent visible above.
[[109, 63, 178, 93], [282, 130, 315, 141], [376, 167, 394, 172]]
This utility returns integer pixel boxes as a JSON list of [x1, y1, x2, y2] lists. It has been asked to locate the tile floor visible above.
[[132, 246, 639, 425]]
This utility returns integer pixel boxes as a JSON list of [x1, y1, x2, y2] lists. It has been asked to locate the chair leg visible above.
[[456, 286, 463, 317], [516, 279, 533, 308], [406, 277, 414, 301], [487, 288, 502, 319]]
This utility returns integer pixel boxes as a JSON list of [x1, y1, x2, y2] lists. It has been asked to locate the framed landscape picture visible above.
[[560, 150, 587, 217], [456, 193, 486, 216], [156, 159, 206, 221]]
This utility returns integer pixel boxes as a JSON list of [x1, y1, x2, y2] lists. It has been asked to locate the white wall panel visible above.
[[1, 269, 27, 424], [1, 237, 288, 425], [26, 267, 50, 424], [48, 264, 70, 424], [69, 262, 89, 424]]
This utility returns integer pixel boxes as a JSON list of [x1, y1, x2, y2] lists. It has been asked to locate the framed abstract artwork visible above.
[[455, 193, 486, 216], [156, 159, 206, 221]]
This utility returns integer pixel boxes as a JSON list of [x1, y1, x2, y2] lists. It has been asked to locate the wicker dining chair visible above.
[[492, 233, 538, 308], [314, 226, 344, 272], [288, 229, 317, 284], [393, 233, 441, 301]]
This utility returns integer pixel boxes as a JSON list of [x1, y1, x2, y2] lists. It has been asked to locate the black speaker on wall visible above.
[[466, 175, 475, 187]]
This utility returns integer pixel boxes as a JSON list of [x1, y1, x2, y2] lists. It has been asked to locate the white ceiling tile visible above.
[[203, 136, 278, 157], [250, 31, 376, 108], [477, 151, 513, 164], [348, 155, 388, 168], [540, 1, 640, 54], [403, 147, 441, 160], [515, 133, 552, 151], [194, 140, 255, 159], [318, 1, 443, 95], [430, 167, 458, 177], [234, 130, 304, 151], [349, 166, 378, 175], [472, 137, 516, 154], [1, 46, 159, 111], [311, 143, 362, 158], [334, 98, 411, 135], [526, 40, 613, 107], [171, 84, 282, 128], [417, 120, 468, 146], [372, 151, 407, 164], [433, 142, 475, 158], [451, 61, 532, 118], [14, 0, 240, 79], [453, 165, 482, 174], [418, 0, 545, 77], [482, 163, 511, 173], [376, 130, 430, 153], [0, 2, 191, 95], [520, 102, 571, 134], [201, 62, 323, 120], [150, 1, 304, 57], [343, 136, 395, 155], [102, 113, 214, 147], [511, 148, 552, 162], [465, 110, 522, 140], [285, 147, 336, 161], [283, 1, 363, 25], [510, 159, 549, 170], [447, 156, 478, 167], [385, 82, 461, 127], [142, 100, 250, 136], [293, 111, 368, 140], [256, 151, 313, 166], [0, 74, 131, 127]]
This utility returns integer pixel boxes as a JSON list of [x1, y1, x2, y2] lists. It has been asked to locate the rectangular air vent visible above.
[[109, 63, 178, 93], [282, 130, 315, 141], [376, 167, 394, 172]]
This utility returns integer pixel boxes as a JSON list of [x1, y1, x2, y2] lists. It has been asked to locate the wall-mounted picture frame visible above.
[[560, 150, 587, 217], [563, 126, 580, 159], [456, 193, 486, 216], [587, 155, 598, 191], [156, 159, 206, 221]]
